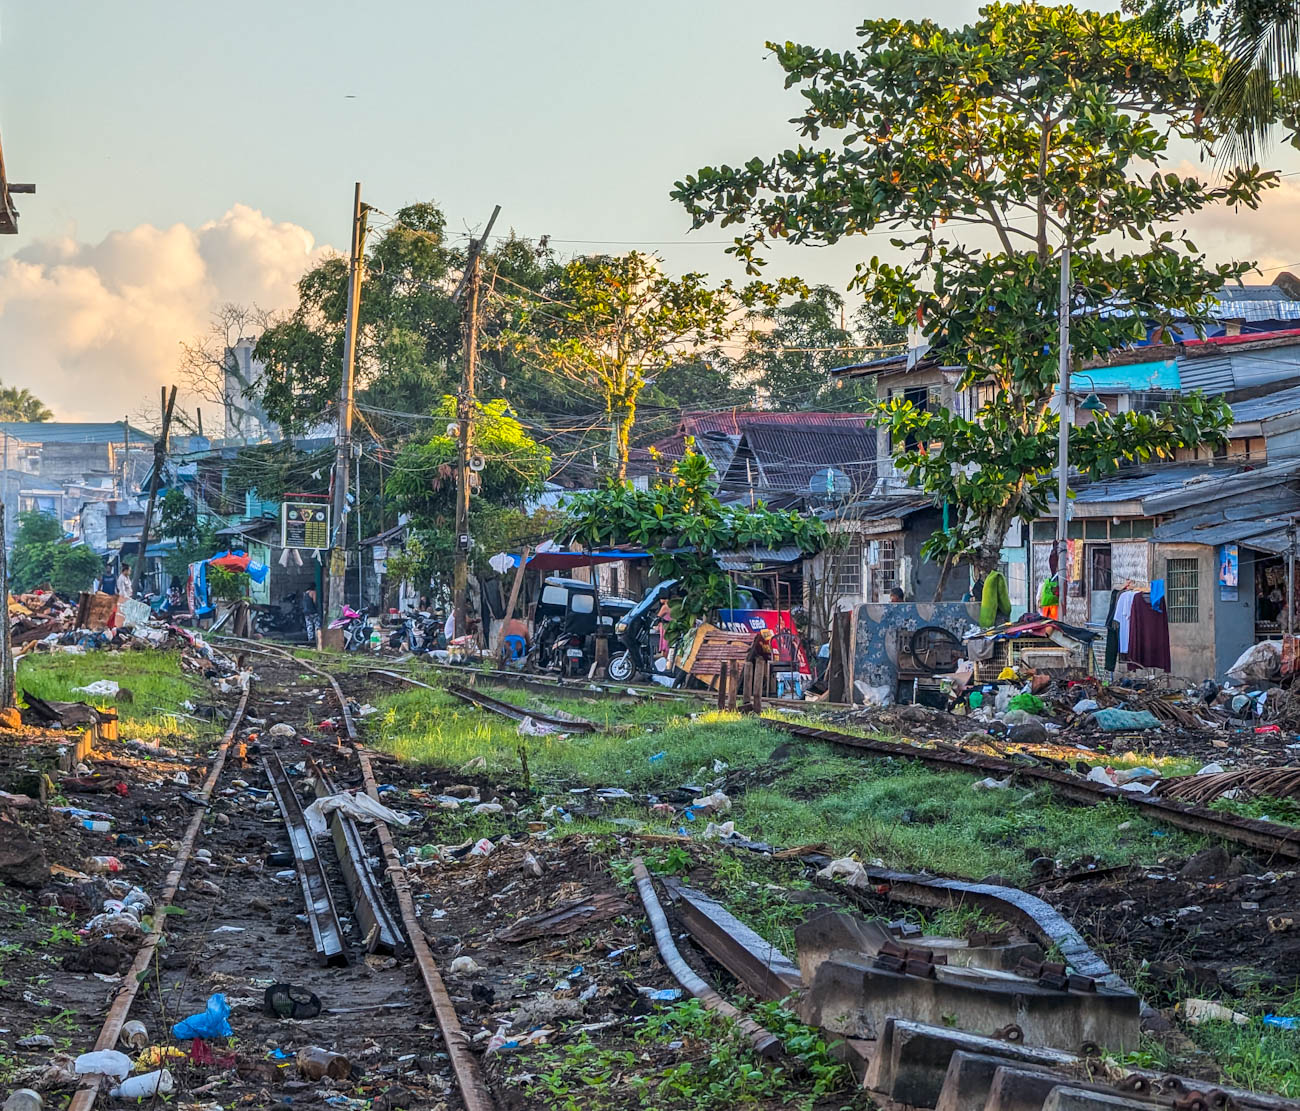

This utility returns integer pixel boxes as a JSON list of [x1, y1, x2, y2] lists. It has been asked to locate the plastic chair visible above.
[[503, 635, 526, 664]]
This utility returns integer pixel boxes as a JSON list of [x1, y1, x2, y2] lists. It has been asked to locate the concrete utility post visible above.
[[328, 183, 368, 630], [453, 204, 500, 640], [1054, 246, 1072, 580]]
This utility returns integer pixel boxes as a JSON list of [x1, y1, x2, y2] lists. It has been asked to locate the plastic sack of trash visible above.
[[172, 993, 232, 1040], [517, 716, 562, 736], [72, 680, 120, 697], [303, 792, 412, 839], [1091, 708, 1161, 731], [1226, 640, 1282, 684]]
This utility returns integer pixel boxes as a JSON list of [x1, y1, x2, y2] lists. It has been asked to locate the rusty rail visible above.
[[294, 653, 497, 1111], [372, 669, 599, 732], [263, 751, 348, 966], [66, 683, 251, 1111], [311, 760, 406, 956], [632, 858, 781, 1058], [764, 718, 1300, 861]]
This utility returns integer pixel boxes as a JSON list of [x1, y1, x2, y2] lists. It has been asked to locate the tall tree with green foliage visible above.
[[0, 384, 53, 423], [385, 398, 551, 596], [565, 451, 826, 635], [674, 4, 1275, 583], [497, 251, 798, 480]]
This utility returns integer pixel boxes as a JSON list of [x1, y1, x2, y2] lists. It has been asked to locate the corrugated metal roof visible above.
[[1231, 384, 1300, 423], [1141, 459, 1300, 514], [725, 424, 877, 494], [1152, 516, 1285, 546], [715, 544, 805, 571], [1070, 465, 1221, 504], [818, 495, 932, 521], [1178, 354, 1237, 394], [0, 421, 151, 444]]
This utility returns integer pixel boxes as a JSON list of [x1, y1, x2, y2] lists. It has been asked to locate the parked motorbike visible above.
[[328, 605, 373, 652], [388, 608, 441, 654], [530, 576, 634, 677], [253, 592, 300, 636]]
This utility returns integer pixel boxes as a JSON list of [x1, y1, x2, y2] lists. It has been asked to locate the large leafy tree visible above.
[[497, 251, 797, 480], [674, 4, 1276, 582], [385, 397, 551, 595], [565, 451, 826, 635], [0, 384, 52, 423]]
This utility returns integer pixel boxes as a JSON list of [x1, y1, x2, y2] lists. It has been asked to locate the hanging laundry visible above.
[[1038, 575, 1059, 621], [1149, 578, 1165, 613], [1113, 590, 1137, 654], [1104, 588, 1121, 673], [1127, 594, 1171, 672]]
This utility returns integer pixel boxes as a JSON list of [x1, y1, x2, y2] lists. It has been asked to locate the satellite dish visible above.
[[469, 454, 486, 473], [445, 422, 460, 438]]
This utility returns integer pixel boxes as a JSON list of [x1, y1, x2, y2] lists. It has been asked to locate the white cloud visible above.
[[0, 205, 330, 421], [1178, 166, 1300, 280]]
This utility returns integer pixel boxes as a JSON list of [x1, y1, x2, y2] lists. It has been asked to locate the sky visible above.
[[2, 0, 1300, 422]]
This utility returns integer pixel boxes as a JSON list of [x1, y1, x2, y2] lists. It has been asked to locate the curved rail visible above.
[[765, 718, 1300, 861], [67, 683, 251, 1111], [372, 670, 598, 733]]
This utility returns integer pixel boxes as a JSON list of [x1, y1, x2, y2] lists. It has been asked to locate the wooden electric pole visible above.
[[453, 204, 500, 639], [327, 183, 368, 630], [132, 385, 178, 594]]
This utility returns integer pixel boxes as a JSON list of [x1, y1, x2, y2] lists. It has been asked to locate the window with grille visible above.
[[830, 535, 864, 594], [870, 539, 899, 601], [1165, 557, 1200, 624]]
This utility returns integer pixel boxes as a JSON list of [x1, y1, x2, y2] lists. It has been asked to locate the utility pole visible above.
[[132, 386, 178, 595], [1054, 246, 1072, 586], [453, 204, 501, 639], [327, 183, 368, 629]]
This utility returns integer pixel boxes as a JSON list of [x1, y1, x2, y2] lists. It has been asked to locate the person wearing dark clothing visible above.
[[302, 588, 320, 645]]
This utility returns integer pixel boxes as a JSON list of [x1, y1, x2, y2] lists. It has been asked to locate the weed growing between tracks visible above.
[[511, 996, 867, 1111]]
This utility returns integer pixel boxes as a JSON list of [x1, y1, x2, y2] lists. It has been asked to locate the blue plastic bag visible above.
[[172, 993, 232, 1040]]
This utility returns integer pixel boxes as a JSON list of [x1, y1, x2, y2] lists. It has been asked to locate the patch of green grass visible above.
[[1187, 1016, 1300, 1097], [731, 753, 1204, 884], [1211, 795, 1300, 826], [16, 650, 210, 744], [511, 996, 867, 1111]]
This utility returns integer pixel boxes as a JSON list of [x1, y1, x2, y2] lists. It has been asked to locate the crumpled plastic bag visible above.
[[815, 857, 870, 888], [172, 993, 232, 1040], [1091, 708, 1161, 731], [73, 1049, 132, 1079], [303, 791, 413, 839], [72, 680, 120, 697]]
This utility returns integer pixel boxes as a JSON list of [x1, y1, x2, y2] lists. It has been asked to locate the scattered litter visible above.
[[2, 1090, 42, 1111], [72, 680, 119, 697], [118, 1021, 148, 1050], [461, 755, 487, 771], [264, 983, 322, 1020], [108, 1069, 173, 1099], [1175, 998, 1250, 1026], [303, 792, 412, 838], [972, 776, 1011, 791], [268, 723, 296, 738], [1091, 708, 1162, 731], [702, 821, 735, 840], [172, 993, 233, 1040], [1263, 1015, 1300, 1030], [73, 1050, 132, 1079], [472, 802, 504, 815], [690, 790, 731, 815], [517, 716, 561, 736], [450, 956, 482, 976], [297, 1047, 350, 1081], [468, 838, 495, 857], [15, 1036, 53, 1050], [521, 852, 544, 878], [638, 986, 683, 1003]]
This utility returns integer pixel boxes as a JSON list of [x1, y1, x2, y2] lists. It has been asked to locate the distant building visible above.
[[224, 337, 278, 445]]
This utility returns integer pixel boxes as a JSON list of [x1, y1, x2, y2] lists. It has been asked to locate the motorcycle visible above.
[[530, 576, 634, 677], [328, 605, 373, 652], [388, 608, 441, 654], [253, 592, 300, 637]]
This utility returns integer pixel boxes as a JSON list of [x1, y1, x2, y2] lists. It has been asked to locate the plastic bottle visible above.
[[84, 856, 123, 874], [2, 1090, 43, 1111], [119, 1020, 148, 1049], [80, 820, 111, 833], [296, 1047, 350, 1080], [108, 1069, 173, 1098], [369, 630, 381, 652]]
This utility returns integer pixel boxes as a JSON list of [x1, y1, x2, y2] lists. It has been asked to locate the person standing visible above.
[[116, 567, 134, 599], [302, 587, 320, 647]]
